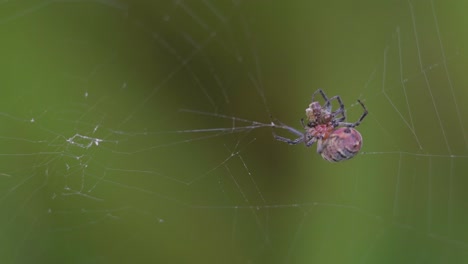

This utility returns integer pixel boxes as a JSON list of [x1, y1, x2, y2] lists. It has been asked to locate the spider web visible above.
[[0, 0, 467, 263]]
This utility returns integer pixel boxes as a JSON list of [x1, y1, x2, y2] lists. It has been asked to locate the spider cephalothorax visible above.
[[306, 101, 333, 125], [304, 102, 334, 142], [274, 89, 368, 162]]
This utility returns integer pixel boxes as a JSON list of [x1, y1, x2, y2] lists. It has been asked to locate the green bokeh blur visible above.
[[0, 1, 467, 263]]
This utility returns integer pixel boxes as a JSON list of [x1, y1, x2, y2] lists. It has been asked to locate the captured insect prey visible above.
[[273, 89, 368, 162]]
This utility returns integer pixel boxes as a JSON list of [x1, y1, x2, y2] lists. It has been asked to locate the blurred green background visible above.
[[0, 0, 467, 263]]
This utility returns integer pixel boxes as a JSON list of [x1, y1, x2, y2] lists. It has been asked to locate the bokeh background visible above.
[[0, 0, 467, 263]]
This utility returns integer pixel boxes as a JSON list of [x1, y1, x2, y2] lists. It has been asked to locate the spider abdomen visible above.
[[317, 127, 363, 162]]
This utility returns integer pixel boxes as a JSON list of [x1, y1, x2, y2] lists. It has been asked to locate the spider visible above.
[[273, 89, 368, 162]]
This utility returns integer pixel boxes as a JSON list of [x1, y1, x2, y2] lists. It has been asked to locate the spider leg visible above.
[[323, 95, 347, 127], [312, 89, 329, 105], [331, 108, 346, 127], [337, 100, 368, 128], [327, 95, 345, 116], [305, 136, 317, 147], [332, 115, 346, 127], [271, 118, 304, 136], [271, 119, 305, 145], [316, 139, 325, 154], [274, 134, 304, 145]]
